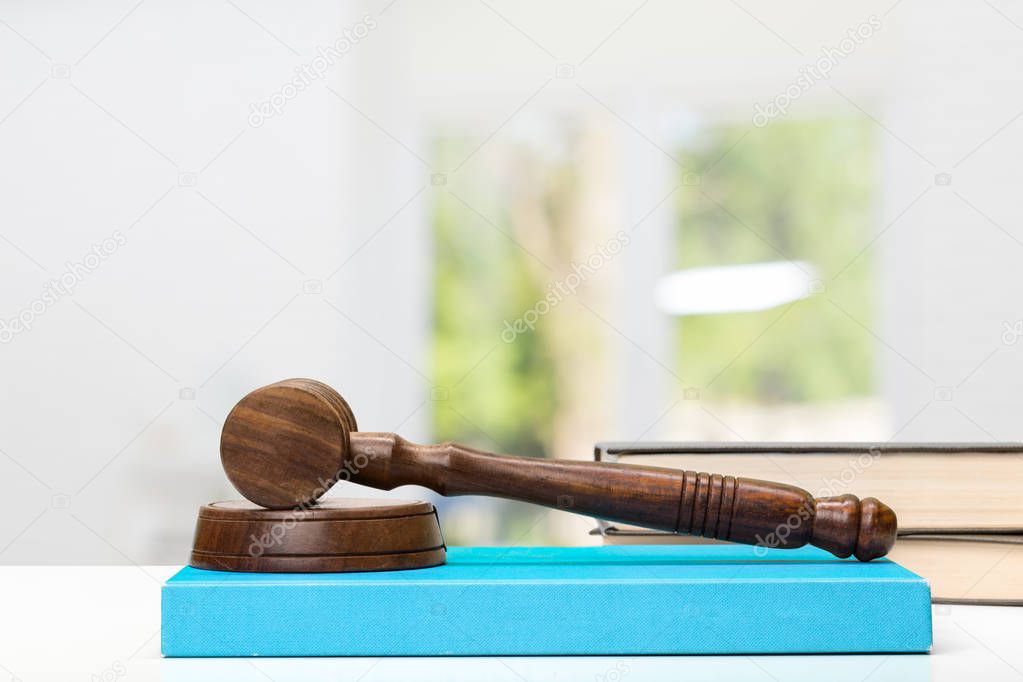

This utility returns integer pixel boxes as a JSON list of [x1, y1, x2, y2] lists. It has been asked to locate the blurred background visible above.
[[2, 0, 1022, 563]]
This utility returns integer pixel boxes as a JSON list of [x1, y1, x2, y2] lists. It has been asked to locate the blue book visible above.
[[161, 545, 931, 656]]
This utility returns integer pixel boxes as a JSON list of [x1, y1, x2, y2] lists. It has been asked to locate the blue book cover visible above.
[[161, 545, 932, 656]]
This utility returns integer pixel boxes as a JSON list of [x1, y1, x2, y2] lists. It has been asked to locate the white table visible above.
[[2, 566, 1021, 681]]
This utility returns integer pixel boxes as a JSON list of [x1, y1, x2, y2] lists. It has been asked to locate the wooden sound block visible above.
[[189, 498, 446, 573]]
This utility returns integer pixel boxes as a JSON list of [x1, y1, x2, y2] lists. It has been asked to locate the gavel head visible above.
[[221, 379, 357, 509]]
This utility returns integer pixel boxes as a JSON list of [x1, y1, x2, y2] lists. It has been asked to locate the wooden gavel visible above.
[[203, 378, 896, 570]]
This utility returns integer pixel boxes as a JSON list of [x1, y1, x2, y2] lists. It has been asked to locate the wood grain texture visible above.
[[350, 433, 897, 561], [220, 379, 354, 509], [189, 498, 445, 573], [219, 379, 897, 561]]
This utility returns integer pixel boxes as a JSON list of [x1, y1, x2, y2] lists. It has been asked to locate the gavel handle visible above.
[[349, 433, 897, 561]]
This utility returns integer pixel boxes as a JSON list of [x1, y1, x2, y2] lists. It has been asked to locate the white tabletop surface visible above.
[[2, 566, 1022, 682]]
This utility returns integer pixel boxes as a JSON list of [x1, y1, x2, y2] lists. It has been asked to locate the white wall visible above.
[[879, 1, 1023, 441], [2, 0, 1022, 563], [0, 0, 429, 564]]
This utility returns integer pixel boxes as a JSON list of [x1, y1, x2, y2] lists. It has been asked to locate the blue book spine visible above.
[[162, 545, 932, 656]]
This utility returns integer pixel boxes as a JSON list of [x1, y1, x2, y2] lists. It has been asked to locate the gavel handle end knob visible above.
[[812, 495, 897, 561]]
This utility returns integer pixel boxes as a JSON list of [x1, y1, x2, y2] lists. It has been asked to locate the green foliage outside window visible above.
[[431, 143, 557, 457], [430, 118, 878, 466], [673, 119, 876, 403]]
